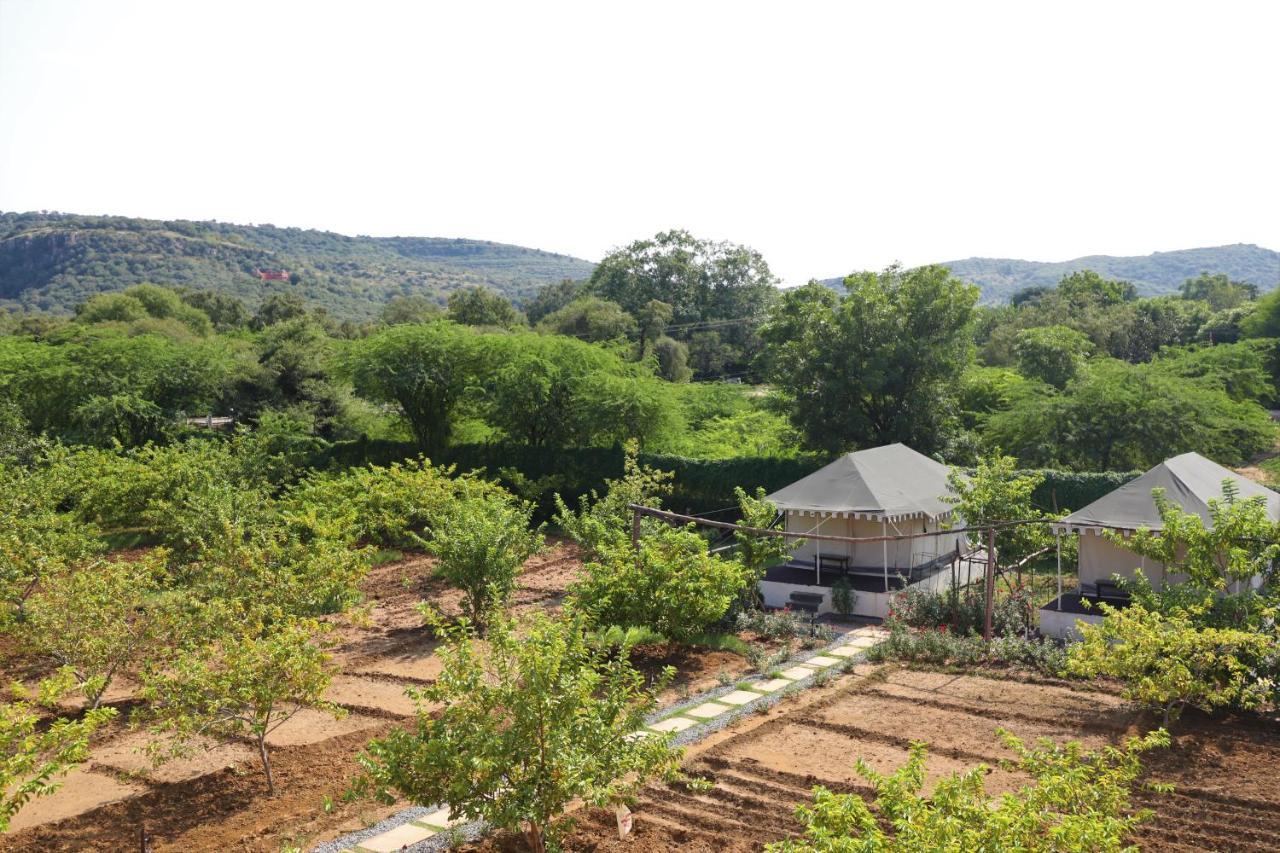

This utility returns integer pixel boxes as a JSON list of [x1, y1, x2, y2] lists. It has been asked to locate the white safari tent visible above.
[[758, 444, 976, 618], [1040, 452, 1280, 639]]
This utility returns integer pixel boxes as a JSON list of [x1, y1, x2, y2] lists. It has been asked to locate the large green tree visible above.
[[447, 286, 525, 330], [589, 230, 777, 376], [985, 359, 1276, 470], [760, 267, 978, 455], [346, 322, 483, 457], [1013, 325, 1092, 389]]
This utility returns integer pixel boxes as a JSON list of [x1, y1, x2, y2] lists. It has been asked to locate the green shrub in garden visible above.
[[354, 609, 680, 853], [870, 621, 1067, 676], [281, 457, 487, 547], [426, 488, 543, 635], [1066, 600, 1276, 727], [0, 460, 102, 621], [569, 523, 749, 643], [769, 728, 1170, 853], [1, 673, 117, 831], [887, 587, 1030, 638]]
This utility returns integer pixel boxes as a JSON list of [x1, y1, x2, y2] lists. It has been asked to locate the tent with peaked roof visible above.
[[1052, 452, 1280, 588], [1040, 452, 1280, 639], [1054, 452, 1280, 535], [766, 444, 966, 580]]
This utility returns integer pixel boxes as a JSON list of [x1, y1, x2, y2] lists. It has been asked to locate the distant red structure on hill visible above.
[[255, 269, 290, 281]]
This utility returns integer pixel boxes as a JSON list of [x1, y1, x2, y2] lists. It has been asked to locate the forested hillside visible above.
[[823, 244, 1280, 304], [0, 212, 595, 317]]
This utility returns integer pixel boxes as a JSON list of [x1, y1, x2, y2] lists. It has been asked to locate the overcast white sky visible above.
[[1, 1, 1276, 284]]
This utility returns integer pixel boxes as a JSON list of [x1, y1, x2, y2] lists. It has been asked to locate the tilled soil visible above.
[[489, 666, 1280, 852], [0, 539, 770, 851]]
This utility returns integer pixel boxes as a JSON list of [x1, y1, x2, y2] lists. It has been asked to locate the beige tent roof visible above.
[[766, 443, 955, 520], [1058, 452, 1280, 532]]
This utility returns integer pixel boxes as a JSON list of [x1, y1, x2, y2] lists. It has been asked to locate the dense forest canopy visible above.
[[2, 221, 1279, 480]]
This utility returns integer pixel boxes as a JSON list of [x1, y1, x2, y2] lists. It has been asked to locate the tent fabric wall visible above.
[[1077, 533, 1190, 588], [783, 513, 962, 570]]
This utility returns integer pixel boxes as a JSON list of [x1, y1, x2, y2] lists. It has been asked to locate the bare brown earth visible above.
[[18, 539, 1274, 853], [0, 539, 768, 851], [471, 666, 1280, 852]]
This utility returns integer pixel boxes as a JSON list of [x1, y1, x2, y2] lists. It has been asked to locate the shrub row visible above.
[[310, 439, 1142, 518]]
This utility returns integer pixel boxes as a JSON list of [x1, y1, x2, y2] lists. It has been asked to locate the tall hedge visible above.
[[311, 440, 1142, 519]]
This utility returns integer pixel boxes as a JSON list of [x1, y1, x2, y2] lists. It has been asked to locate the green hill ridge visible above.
[[0, 212, 596, 318], [825, 244, 1280, 304]]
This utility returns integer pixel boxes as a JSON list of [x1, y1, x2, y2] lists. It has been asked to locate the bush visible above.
[[870, 622, 1067, 676], [1066, 601, 1277, 726], [570, 524, 749, 643], [354, 609, 680, 853], [887, 587, 1031, 638], [830, 577, 856, 618], [734, 609, 834, 643], [427, 489, 542, 634], [769, 728, 1170, 852], [282, 457, 503, 547]]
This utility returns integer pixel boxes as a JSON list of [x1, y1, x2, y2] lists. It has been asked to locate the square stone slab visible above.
[[358, 822, 436, 853], [649, 716, 696, 733], [625, 729, 657, 742], [806, 655, 841, 667], [780, 665, 817, 681], [754, 678, 793, 692], [419, 805, 464, 827], [827, 646, 861, 657], [844, 635, 880, 647], [718, 690, 762, 706], [686, 701, 731, 719]]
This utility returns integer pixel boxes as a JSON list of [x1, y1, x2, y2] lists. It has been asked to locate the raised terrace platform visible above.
[[1038, 591, 1132, 639], [759, 552, 983, 619]]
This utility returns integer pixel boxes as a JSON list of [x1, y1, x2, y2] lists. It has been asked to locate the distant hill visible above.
[[822, 244, 1280, 304], [0, 212, 596, 318]]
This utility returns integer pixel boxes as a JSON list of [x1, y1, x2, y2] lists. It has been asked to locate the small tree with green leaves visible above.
[[732, 486, 797, 611], [1115, 480, 1280, 593], [570, 523, 749, 642], [354, 609, 680, 853], [142, 617, 341, 795], [946, 452, 1052, 568], [1066, 600, 1275, 727], [769, 728, 1170, 853], [425, 489, 542, 634], [733, 486, 792, 584], [553, 441, 674, 558], [22, 553, 175, 710], [0, 465, 102, 621], [1, 672, 117, 832]]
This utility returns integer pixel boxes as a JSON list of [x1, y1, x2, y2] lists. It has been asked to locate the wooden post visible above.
[[982, 526, 997, 642], [631, 506, 641, 553]]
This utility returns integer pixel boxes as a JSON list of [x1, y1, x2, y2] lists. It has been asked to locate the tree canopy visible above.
[[760, 267, 978, 455]]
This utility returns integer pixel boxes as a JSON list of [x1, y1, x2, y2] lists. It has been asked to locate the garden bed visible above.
[[494, 665, 1280, 852], [0, 539, 797, 851]]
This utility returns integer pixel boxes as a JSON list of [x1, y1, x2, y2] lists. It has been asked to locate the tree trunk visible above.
[[257, 734, 275, 796], [523, 821, 546, 853]]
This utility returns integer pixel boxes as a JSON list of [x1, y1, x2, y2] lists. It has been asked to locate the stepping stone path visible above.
[[686, 701, 733, 719], [324, 623, 889, 852]]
